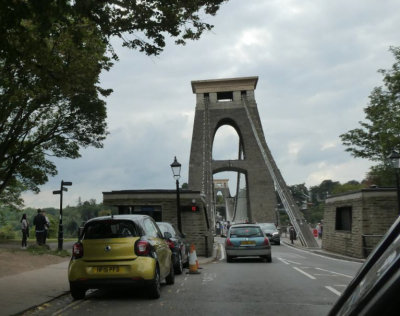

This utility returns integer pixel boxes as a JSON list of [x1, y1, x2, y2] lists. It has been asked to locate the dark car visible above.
[[259, 222, 280, 245], [156, 222, 189, 274], [328, 215, 400, 316]]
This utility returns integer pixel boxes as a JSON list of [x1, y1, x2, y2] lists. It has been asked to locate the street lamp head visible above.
[[388, 150, 400, 169], [170, 156, 181, 181]]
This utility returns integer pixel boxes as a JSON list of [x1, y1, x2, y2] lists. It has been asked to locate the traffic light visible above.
[[191, 199, 198, 212]]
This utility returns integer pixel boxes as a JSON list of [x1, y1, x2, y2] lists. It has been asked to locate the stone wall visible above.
[[323, 189, 398, 258]]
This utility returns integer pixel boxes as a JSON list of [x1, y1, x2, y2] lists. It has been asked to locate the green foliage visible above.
[[0, 199, 117, 238], [331, 180, 367, 194], [0, 0, 227, 207], [0, 224, 16, 239], [340, 46, 400, 164], [364, 164, 397, 187]]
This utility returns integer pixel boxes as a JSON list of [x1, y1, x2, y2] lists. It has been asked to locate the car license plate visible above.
[[240, 240, 255, 246], [94, 266, 121, 273]]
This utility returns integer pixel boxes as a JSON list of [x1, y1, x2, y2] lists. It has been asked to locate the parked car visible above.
[[328, 215, 400, 316], [68, 214, 174, 300], [156, 222, 189, 274], [258, 222, 280, 245], [225, 224, 272, 263]]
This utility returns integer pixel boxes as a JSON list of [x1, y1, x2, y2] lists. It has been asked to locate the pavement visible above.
[[280, 233, 366, 263], [0, 241, 219, 316]]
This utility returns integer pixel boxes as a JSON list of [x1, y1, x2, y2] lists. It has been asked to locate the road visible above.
[[23, 240, 363, 316]]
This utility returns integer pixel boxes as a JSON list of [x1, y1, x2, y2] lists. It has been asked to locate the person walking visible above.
[[43, 211, 50, 244], [33, 209, 47, 245], [20, 213, 29, 249]]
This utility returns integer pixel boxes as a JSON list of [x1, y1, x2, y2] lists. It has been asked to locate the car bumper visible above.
[[269, 235, 280, 244], [68, 256, 157, 287], [226, 247, 271, 257]]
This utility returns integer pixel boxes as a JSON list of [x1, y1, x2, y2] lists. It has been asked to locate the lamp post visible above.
[[388, 150, 400, 215], [53, 180, 72, 250], [170, 157, 182, 232]]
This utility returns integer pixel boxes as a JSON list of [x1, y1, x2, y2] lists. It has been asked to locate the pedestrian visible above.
[[216, 221, 221, 236], [320, 221, 323, 238], [317, 222, 322, 239], [33, 209, 47, 245], [20, 213, 29, 249], [289, 224, 296, 244], [43, 210, 50, 244]]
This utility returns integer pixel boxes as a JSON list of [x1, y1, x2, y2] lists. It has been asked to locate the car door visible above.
[[143, 218, 171, 278]]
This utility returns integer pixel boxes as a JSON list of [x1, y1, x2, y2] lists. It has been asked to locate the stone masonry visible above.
[[188, 77, 276, 223], [323, 188, 398, 258]]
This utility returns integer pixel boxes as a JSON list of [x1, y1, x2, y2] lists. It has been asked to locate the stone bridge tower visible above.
[[187, 76, 319, 248], [188, 77, 276, 224]]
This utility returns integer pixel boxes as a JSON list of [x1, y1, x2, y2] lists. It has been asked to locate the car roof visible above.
[[230, 223, 261, 228], [85, 214, 152, 224]]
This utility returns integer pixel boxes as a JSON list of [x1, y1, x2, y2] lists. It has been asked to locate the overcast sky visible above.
[[23, 0, 400, 208]]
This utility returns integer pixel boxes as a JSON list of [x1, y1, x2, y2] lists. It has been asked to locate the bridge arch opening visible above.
[[213, 171, 248, 223], [212, 124, 244, 160]]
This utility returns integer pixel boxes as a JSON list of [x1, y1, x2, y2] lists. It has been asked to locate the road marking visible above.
[[202, 272, 216, 284], [315, 267, 353, 278], [278, 257, 290, 264], [286, 259, 301, 265], [293, 267, 316, 280], [325, 286, 342, 296]]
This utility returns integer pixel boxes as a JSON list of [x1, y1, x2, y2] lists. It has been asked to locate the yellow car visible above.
[[68, 214, 174, 299]]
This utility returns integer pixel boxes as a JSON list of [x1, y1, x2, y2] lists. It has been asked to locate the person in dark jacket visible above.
[[33, 209, 47, 245], [20, 213, 29, 249]]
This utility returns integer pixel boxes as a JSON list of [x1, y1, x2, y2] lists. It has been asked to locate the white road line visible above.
[[325, 286, 342, 296], [285, 260, 302, 265], [315, 267, 353, 278], [293, 267, 316, 280], [278, 257, 290, 264]]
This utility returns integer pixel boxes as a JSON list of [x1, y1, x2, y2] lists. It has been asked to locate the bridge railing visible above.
[[241, 95, 319, 248]]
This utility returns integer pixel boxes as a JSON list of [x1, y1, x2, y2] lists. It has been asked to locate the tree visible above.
[[340, 46, 400, 167], [0, 0, 227, 207]]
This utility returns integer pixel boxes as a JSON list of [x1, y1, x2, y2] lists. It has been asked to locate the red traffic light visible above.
[[191, 206, 197, 212]]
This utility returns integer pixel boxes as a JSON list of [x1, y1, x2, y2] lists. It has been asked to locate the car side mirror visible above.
[[164, 232, 172, 239]]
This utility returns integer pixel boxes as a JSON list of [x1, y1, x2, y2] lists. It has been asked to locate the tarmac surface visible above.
[[0, 235, 364, 315]]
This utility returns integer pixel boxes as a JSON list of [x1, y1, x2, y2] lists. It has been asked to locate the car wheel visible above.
[[175, 253, 184, 274], [70, 283, 86, 300], [265, 254, 272, 263], [166, 260, 175, 285], [227, 255, 233, 263], [148, 266, 161, 299]]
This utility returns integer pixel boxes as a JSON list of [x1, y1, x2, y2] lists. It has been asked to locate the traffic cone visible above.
[[188, 244, 200, 274]]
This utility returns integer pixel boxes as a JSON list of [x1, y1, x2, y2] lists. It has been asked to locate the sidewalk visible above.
[[280, 234, 365, 263], [0, 242, 218, 316]]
